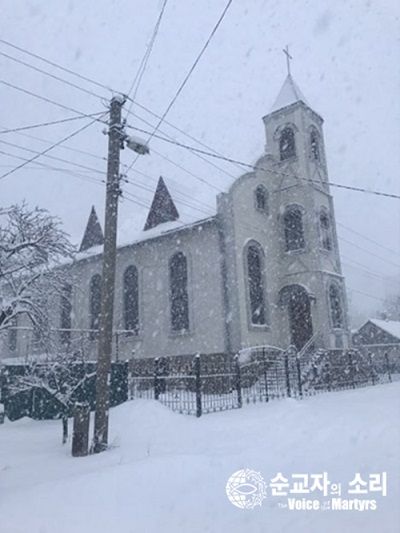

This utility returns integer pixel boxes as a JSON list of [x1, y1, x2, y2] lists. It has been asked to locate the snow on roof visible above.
[[368, 319, 400, 340], [72, 216, 216, 264], [270, 74, 309, 113]]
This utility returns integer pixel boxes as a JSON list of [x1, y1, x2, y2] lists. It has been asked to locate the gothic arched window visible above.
[[310, 128, 320, 161], [60, 283, 72, 345], [89, 274, 101, 340], [255, 185, 268, 213], [319, 209, 332, 251], [329, 284, 344, 328], [279, 127, 296, 160], [246, 243, 267, 325], [284, 206, 305, 251], [169, 252, 189, 332], [123, 265, 139, 335]]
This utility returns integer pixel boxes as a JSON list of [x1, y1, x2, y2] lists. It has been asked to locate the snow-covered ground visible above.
[[1, 383, 399, 533]]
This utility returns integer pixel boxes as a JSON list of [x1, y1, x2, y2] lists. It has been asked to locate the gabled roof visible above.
[[79, 206, 104, 252], [270, 74, 309, 113], [144, 176, 179, 231], [368, 319, 400, 341]]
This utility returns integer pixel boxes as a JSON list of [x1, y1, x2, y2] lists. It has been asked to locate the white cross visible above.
[[283, 45, 293, 76]]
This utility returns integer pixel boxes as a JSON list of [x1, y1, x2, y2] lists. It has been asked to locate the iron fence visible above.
[[129, 346, 400, 416]]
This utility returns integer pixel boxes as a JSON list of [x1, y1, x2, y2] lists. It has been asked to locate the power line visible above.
[[0, 79, 109, 124], [128, 101, 244, 172], [126, 108, 238, 181], [0, 113, 104, 135], [0, 50, 105, 100], [337, 221, 399, 256], [124, 121, 400, 200], [0, 139, 106, 176], [0, 37, 115, 95], [126, 0, 233, 172], [0, 114, 106, 181], [350, 288, 386, 304], [339, 236, 400, 269], [126, 0, 168, 101], [0, 148, 104, 187]]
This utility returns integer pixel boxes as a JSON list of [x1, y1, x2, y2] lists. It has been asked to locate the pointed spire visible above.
[[270, 74, 309, 113], [79, 206, 104, 252], [144, 177, 179, 231]]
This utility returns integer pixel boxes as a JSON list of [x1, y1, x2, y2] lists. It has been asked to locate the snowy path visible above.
[[0, 382, 399, 533]]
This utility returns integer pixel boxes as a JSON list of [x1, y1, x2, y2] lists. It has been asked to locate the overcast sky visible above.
[[1, 0, 399, 323]]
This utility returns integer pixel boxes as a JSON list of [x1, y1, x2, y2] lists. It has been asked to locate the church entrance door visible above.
[[280, 285, 314, 351]]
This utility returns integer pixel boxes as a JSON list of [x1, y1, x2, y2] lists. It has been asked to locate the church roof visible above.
[[270, 74, 309, 113], [368, 319, 400, 341], [79, 206, 104, 252], [144, 176, 180, 231]]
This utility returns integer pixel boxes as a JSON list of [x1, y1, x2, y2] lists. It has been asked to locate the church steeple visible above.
[[270, 74, 309, 114], [79, 206, 104, 252], [144, 177, 179, 231]]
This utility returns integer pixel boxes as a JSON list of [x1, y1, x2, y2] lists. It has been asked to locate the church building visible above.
[[3, 74, 351, 361]]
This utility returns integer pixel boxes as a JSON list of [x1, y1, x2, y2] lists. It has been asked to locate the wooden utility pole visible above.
[[93, 95, 124, 453]]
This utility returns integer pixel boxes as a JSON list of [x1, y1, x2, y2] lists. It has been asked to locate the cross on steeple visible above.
[[283, 45, 293, 76]]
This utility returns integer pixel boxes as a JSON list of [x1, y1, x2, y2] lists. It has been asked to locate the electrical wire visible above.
[[0, 113, 107, 181], [0, 37, 115, 94], [126, 0, 233, 172], [0, 79, 109, 124], [126, 0, 168, 102], [0, 51, 105, 100], [0, 113, 105, 135]]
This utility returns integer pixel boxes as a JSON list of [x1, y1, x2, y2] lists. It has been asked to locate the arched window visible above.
[[89, 274, 101, 340], [247, 243, 267, 325], [283, 206, 305, 251], [60, 284, 72, 345], [279, 127, 296, 160], [329, 284, 344, 328], [319, 209, 332, 251], [169, 252, 189, 332], [123, 265, 139, 335], [255, 185, 268, 213], [310, 128, 320, 161]]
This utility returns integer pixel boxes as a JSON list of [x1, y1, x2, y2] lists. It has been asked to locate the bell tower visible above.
[[261, 57, 350, 350]]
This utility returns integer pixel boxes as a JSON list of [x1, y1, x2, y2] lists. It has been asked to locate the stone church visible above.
[[3, 74, 351, 361]]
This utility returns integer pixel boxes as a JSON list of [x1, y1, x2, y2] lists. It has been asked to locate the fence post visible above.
[[385, 352, 392, 383], [284, 351, 291, 398], [154, 357, 160, 400], [262, 348, 269, 402], [296, 355, 303, 399], [194, 354, 202, 417], [348, 351, 355, 389], [234, 354, 242, 408], [368, 352, 376, 386]]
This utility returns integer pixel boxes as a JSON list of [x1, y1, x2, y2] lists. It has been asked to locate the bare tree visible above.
[[0, 203, 75, 337], [7, 351, 95, 443]]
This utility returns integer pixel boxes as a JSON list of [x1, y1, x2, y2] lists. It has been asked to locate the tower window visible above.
[[279, 127, 296, 161], [329, 284, 344, 329], [283, 206, 305, 251], [319, 209, 332, 251], [89, 274, 101, 340], [169, 252, 189, 332], [123, 265, 139, 335], [255, 185, 268, 213], [247, 243, 267, 325], [310, 128, 320, 161]]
